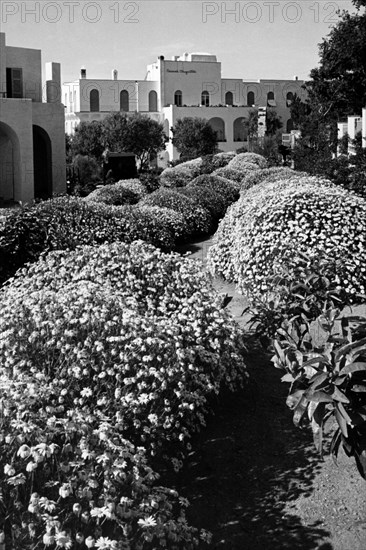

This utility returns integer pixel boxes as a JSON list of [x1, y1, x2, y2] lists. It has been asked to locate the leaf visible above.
[[339, 362, 366, 376], [293, 396, 309, 427], [336, 338, 366, 362], [286, 389, 305, 410], [311, 417, 323, 455], [335, 407, 348, 438], [309, 372, 329, 391], [281, 373, 295, 384], [306, 391, 333, 403], [330, 429, 342, 465], [330, 386, 350, 403], [351, 385, 366, 393]]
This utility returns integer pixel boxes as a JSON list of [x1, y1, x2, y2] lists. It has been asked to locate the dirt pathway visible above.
[[175, 236, 366, 550]]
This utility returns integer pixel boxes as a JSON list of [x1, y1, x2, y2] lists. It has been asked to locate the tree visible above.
[[103, 112, 166, 171], [245, 108, 283, 139], [71, 120, 105, 161], [307, 1, 366, 121], [171, 118, 218, 160]]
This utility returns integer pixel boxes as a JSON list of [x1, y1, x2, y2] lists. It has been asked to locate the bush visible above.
[[0, 240, 247, 547], [0, 197, 175, 285], [212, 167, 245, 185], [160, 159, 202, 188], [176, 186, 227, 223], [139, 170, 161, 193], [134, 204, 190, 241], [207, 175, 366, 300], [199, 152, 236, 175], [84, 179, 146, 205], [140, 189, 212, 238], [240, 167, 300, 193], [228, 152, 267, 170], [188, 174, 239, 203]]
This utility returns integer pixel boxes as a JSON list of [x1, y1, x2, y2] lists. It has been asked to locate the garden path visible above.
[[174, 235, 366, 550]]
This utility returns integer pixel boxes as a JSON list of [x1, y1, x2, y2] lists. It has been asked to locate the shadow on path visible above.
[[176, 343, 332, 549]]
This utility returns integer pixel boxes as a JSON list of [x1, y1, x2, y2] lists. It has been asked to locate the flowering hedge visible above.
[[227, 152, 267, 170], [0, 197, 176, 286], [207, 176, 366, 298], [160, 159, 202, 188], [187, 174, 239, 204], [212, 166, 245, 186], [140, 189, 212, 238], [0, 240, 248, 548], [199, 152, 236, 175], [133, 204, 189, 241], [85, 180, 146, 205], [176, 186, 226, 223], [240, 166, 299, 193]]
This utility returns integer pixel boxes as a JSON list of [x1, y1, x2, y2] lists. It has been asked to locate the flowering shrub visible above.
[[160, 159, 202, 188], [187, 174, 239, 204], [176, 186, 226, 224], [133, 205, 189, 241], [0, 197, 175, 285], [0, 240, 248, 547], [140, 189, 212, 237], [198, 152, 236, 175], [212, 166, 245, 186], [85, 179, 146, 205], [207, 176, 366, 299], [227, 152, 267, 170], [240, 166, 298, 193]]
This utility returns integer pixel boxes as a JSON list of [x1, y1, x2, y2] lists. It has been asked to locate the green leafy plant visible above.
[[272, 307, 366, 479]]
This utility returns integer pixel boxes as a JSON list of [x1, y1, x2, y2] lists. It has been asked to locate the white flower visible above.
[[138, 515, 157, 528]]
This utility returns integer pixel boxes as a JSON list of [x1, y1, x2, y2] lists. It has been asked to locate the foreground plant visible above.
[[272, 306, 366, 479]]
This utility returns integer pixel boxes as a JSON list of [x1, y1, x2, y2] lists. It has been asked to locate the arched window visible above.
[[225, 91, 233, 106], [247, 91, 255, 106], [120, 90, 129, 112], [286, 91, 294, 106], [90, 89, 100, 112], [286, 119, 294, 133], [208, 117, 225, 141], [148, 90, 158, 112], [233, 117, 248, 141], [267, 91, 275, 106], [201, 90, 209, 106], [174, 90, 182, 106]]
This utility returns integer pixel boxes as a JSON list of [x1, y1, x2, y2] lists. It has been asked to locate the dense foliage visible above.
[[207, 176, 366, 299], [159, 159, 202, 188], [85, 180, 146, 206], [0, 240, 248, 548], [140, 189, 212, 239], [171, 118, 218, 160], [0, 197, 176, 285], [227, 152, 267, 170]]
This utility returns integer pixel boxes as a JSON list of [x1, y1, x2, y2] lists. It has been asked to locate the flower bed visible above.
[[140, 189, 212, 238], [85, 179, 146, 205], [240, 166, 299, 193], [0, 240, 248, 548], [0, 197, 176, 286], [207, 176, 366, 299], [160, 159, 202, 188], [227, 152, 267, 170], [187, 174, 239, 203]]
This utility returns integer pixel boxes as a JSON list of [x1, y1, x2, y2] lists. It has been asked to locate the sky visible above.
[[1, 0, 356, 84]]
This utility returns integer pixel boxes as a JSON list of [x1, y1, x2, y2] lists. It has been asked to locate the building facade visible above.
[[337, 109, 366, 155], [0, 32, 66, 204], [63, 52, 306, 164]]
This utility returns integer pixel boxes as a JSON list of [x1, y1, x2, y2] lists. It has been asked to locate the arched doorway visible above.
[[208, 117, 225, 141], [0, 122, 21, 202], [120, 90, 129, 112], [149, 90, 158, 112], [233, 117, 248, 141], [33, 125, 52, 199]]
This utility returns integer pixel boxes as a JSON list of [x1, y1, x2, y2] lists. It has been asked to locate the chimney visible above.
[[112, 69, 118, 80], [294, 75, 298, 81], [80, 67, 86, 79]]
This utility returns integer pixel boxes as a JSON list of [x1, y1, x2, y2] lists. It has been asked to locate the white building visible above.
[[337, 109, 366, 155], [63, 52, 306, 164], [0, 33, 66, 203]]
